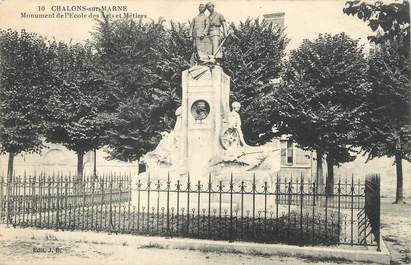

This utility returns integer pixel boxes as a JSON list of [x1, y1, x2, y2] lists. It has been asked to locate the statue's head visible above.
[[206, 2, 215, 12], [232, 101, 241, 112], [160, 131, 169, 138], [198, 4, 206, 13], [196, 101, 206, 111], [175, 106, 182, 117]]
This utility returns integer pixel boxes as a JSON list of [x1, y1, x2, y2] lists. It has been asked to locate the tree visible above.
[[223, 18, 288, 145], [45, 41, 110, 178], [0, 29, 53, 180], [360, 44, 410, 203], [269, 33, 370, 193], [343, 0, 410, 203]]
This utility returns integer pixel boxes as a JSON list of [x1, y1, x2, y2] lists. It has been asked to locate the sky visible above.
[[0, 0, 374, 51]]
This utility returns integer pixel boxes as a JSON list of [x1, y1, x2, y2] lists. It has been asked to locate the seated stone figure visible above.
[[220, 101, 247, 150], [142, 107, 184, 175]]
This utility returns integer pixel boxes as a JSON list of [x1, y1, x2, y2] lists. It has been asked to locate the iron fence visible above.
[[0, 173, 381, 249], [0, 175, 130, 225]]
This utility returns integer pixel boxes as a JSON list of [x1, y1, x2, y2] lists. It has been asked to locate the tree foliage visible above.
[[343, 0, 410, 202], [43, 41, 112, 177], [343, 0, 410, 160], [92, 16, 188, 161], [343, 0, 410, 54], [223, 18, 288, 145], [269, 33, 370, 183], [45, 42, 108, 154], [360, 44, 410, 161], [0, 29, 52, 156]]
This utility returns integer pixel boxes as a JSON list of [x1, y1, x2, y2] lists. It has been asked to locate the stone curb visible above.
[[0, 225, 390, 264]]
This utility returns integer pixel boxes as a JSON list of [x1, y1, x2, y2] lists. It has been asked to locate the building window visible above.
[[281, 139, 294, 166], [287, 141, 293, 164]]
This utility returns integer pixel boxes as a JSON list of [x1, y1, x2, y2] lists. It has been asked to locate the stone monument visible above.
[[141, 3, 281, 181], [181, 65, 230, 178]]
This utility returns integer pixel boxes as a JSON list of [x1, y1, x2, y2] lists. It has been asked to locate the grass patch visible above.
[[294, 254, 353, 264], [138, 242, 165, 249], [24, 206, 342, 247], [247, 249, 271, 257], [382, 235, 398, 242], [176, 245, 271, 257]]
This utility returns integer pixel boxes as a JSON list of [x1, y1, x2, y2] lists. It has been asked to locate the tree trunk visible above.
[[7, 152, 14, 183], [6, 152, 15, 224], [316, 150, 324, 191], [93, 149, 97, 177], [77, 151, 84, 180], [394, 152, 405, 204], [326, 154, 334, 194]]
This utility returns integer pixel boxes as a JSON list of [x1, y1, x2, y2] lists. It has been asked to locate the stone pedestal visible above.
[[181, 66, 230, 179], [141, 65, 280, 182]]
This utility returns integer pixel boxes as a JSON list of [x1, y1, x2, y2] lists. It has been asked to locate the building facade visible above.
[[0, 143, 137, 177], [277, 136, 315, 179]]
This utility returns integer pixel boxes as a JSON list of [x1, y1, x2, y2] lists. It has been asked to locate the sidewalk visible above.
[[0, 231, 376, 265], [380, 197, 411, 265], [0, 222, 387, 265]]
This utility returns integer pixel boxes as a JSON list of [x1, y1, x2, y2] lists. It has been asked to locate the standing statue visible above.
[[206, 2, 227, 63], [189, 4, 211, 65]]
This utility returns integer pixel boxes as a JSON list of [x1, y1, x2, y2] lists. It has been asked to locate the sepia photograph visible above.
[[0, 0, 409, 264]]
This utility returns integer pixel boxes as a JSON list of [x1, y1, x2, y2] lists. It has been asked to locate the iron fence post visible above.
[[187, 173, 190, 235], [208, 174, 211, 238], [101, 178, 105, 231], [300, 174, 303, 240], [0, 176, 3, 224], [312, 180, 316, 244], [230, 173, 233, 242], [264, 180, 267, 238], [147, 174, 151, 234], [137, 179, 141, 232], [119, 177, 123, 233], [167, 173, 170, 236], [197, 179, 201, 238], [82, 177, 86, 230], [377, 177, 381, 251], [23, 175, 27, 226], [325, 182, 328, 242], [28, 176, 32, 226], [287, 176, 292, 240], [110, 176, 114, 232], [350, 174, 354, 246], [252, 174, 256, 240], [56, 176, 60, 229], [91, 176, 95, 230], [275, 175, 279, 233], [17, 176, 22, 226], [240, 180, 245, 238], [176, 179, 180, 234], [127, 175, 131, 232], [337, 177, 341, 244], [156, 179, 160, 234]]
